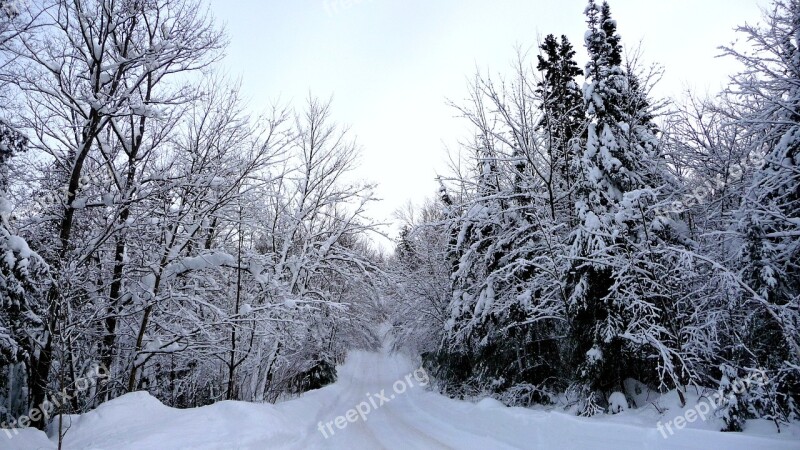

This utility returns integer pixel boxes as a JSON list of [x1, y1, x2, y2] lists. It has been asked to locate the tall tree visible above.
[[536, 34, 585, 222], [566, 0, 691, 415], [2, 0, 223, 426]]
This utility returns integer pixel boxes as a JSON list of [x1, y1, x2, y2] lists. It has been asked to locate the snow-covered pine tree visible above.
[[446, 133, 506, 358], [566, 0, 692, 415], [434, 52, 576, 403]]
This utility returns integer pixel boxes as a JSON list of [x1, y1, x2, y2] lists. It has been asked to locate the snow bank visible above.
[[0, 427, 52, 449], [1, 352, 798, 449], [1, 391, 301, 449]]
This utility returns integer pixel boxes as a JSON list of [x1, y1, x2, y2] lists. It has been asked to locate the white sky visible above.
[[207, 0, 765, 249]]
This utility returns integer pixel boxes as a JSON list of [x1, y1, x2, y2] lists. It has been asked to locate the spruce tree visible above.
[[448, 137, 505, 348], [536, 34, 585, 221], [566, 0, 690, 414]]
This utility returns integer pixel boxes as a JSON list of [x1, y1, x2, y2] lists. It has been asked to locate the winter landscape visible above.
[[1, 0, 799, 449]]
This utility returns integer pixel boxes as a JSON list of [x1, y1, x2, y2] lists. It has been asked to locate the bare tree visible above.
[[1, 0, 223, 427]]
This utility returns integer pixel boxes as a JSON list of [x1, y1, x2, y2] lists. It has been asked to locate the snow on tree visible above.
[[0, 0, 383, 426], [423, 52, 575, 404], [0, 0, 797, 437], [386, 199, 452, 357], [724, 0, 800, 426], [0, 121, 50, 423], [566, 0, 694, 415], [0, 0, 226, 426]]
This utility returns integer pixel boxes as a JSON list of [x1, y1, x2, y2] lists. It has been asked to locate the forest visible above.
[[0, 0, 798, 439]]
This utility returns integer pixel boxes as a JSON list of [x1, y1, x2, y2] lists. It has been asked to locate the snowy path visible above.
[[283, 350, 520, 449], [5, 346, 800, 449], [278, 349, 798, 450]]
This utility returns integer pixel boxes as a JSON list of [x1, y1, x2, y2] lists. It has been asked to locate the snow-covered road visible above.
[[279, 349, 798, 449], [283, 350, 525, 449], [6, 346, 799, 449]]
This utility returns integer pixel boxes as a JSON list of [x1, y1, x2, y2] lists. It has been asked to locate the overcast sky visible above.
[[207, 0, 765, 249]]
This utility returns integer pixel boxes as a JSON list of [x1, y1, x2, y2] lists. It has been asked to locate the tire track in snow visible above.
[[282, 347, 535, 449], [376, 354, 520, 449], [293, 359, 386, 449], [349, 352, 454, 450], [309, 351, 450, 449]]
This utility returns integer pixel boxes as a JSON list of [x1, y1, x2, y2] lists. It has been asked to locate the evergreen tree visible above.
[[0, 120, 26, 190], [536, 34, 585, 221], [437, 54, 576, 403], [448, 136, 506, 347], [566, 0, 690, 414], [0, 121, 49, 422]]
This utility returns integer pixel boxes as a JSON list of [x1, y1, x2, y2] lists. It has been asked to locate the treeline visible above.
[[0, 0, 382, 430], [388, 0, 799, 431]]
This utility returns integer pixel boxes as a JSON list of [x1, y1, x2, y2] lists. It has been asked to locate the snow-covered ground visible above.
[[3, 346, 799, 449]]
